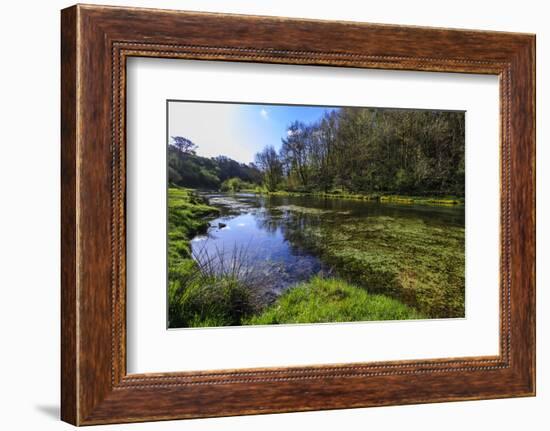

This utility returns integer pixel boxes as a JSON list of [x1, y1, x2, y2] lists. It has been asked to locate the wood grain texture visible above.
[[60, 4, 536, 425], [60, 5, 78, 425]]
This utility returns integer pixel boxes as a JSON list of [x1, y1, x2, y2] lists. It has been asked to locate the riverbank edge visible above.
[[253, 190, 464, 206]]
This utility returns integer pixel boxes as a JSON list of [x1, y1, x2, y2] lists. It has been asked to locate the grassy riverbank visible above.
[[260, 190, 463, 206], [167, 188, 219, 262], [168, 187, 265, 328], [167, 187, 221, 327], [246, 276, 423, 325]]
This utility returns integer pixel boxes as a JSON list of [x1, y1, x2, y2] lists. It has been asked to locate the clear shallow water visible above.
[[191, 192, 464, 302]]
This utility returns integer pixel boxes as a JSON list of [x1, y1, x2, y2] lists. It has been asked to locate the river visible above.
[[190, 192, 465, 315]]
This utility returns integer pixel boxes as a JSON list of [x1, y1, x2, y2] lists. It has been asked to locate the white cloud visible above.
[[259, 108, 269, 120]]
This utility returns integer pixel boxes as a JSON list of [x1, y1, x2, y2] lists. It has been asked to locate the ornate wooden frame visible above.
[[61, 4, 536, 425]]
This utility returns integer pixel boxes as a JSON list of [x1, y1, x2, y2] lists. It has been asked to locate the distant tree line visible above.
[[255, 108, 465, 196], [168, 137, 262, 189]]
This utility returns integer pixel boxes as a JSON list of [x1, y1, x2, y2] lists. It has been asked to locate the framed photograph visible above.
[[61, 4, 535, 425]]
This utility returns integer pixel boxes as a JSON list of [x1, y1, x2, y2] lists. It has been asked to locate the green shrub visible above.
[[220, 177, 254, 193]]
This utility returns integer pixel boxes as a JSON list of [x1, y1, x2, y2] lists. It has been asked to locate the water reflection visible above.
[[191, 192, 464, 300]]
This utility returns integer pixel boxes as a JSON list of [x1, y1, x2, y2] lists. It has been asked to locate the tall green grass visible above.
[[168, 187, 262, 328], [246, 276, 423, 325]]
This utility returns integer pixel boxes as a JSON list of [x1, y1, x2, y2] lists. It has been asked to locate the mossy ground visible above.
[[167, 187, 219, 262]]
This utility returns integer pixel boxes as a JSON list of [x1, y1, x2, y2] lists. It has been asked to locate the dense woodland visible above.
[[169, 107, 465, 197], [168, 136, 262, 189]]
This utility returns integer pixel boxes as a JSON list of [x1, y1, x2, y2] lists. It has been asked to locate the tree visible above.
[[255, 146, 283, 192], [169, 108, 465, 197], [280, 121, 311, 188], [315, 110, 339, 192], [167, 138, 262, 190], [171, 136, 197, 154]]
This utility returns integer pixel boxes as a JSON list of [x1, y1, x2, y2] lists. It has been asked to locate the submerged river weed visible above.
[[295, 214, 465, 318]]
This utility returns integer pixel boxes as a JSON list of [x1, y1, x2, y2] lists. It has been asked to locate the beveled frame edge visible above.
[[61, 4, 535, 426]]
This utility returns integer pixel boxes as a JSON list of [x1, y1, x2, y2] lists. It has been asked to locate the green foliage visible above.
[[171, 136, 197, 154], [256, 108, 465, 197], [169, 272, 259, 328], [254, 145, 283, 191], [168, 142, 262, 190], [168, 148, 220, 189], [261, 190, 462, 206], [220, 177, 255, 193], [167, 188, 219, 256], [246, 276, 423, 324]]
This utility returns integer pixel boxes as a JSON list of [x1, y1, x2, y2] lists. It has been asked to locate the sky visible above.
[[168, 101, 337, 164]]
